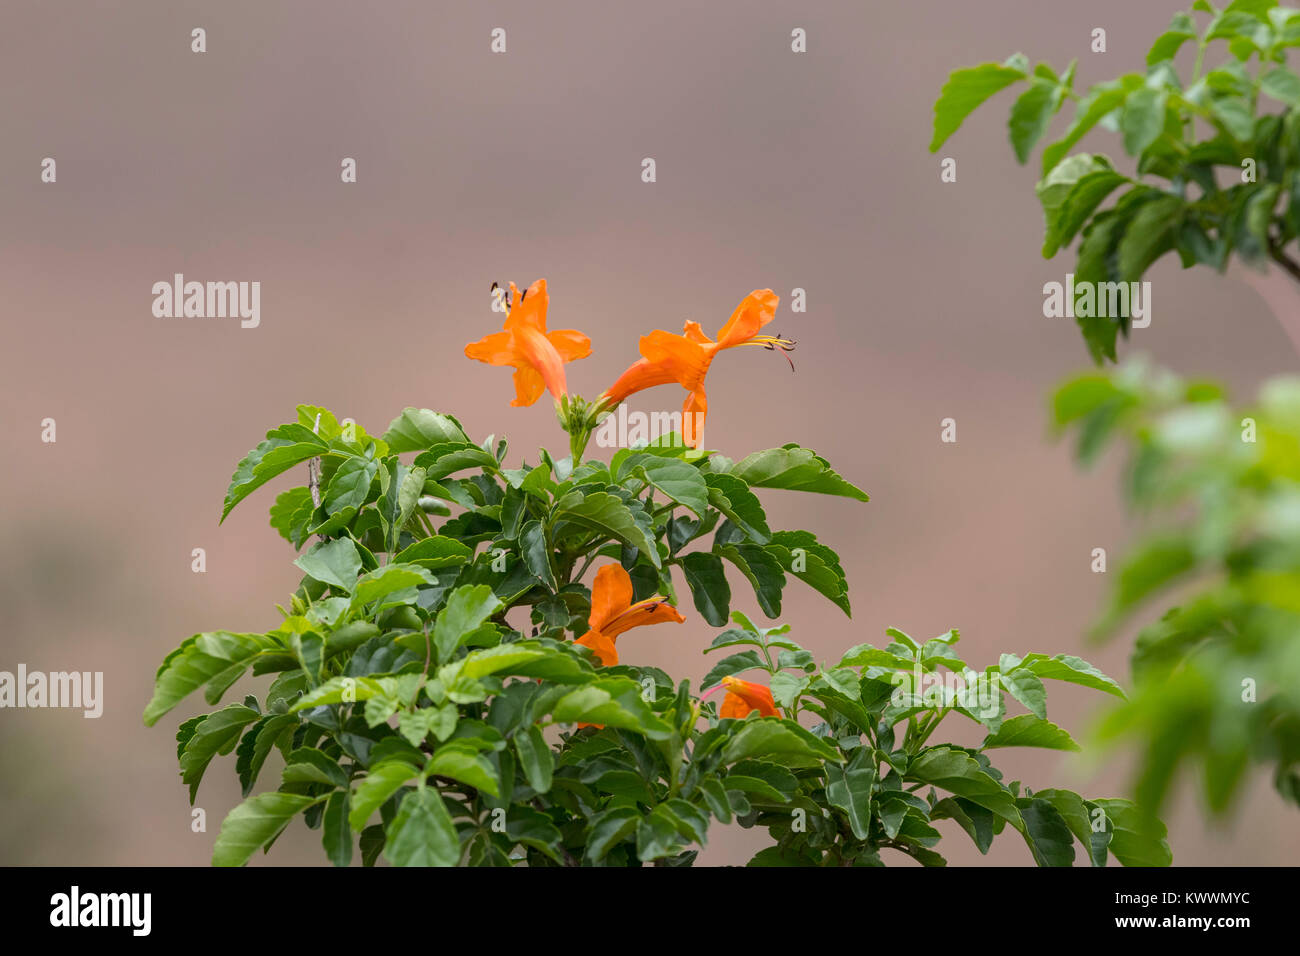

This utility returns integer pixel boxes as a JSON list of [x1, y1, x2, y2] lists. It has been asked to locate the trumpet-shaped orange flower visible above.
[[718, 675, 780, 719], [600, 289, 790, 447], [465, 279, 591, 407], [573, 564, 685, 666]]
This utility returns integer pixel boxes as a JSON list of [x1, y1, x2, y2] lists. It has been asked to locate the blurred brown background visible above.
[[2, 0, 1297, 865]]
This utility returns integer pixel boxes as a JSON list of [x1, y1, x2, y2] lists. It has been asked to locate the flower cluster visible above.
[[465, 279, 795, 717]]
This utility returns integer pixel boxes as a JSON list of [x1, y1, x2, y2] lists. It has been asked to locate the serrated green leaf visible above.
[[931, 56, 1031, 151], [382, 409, 469, 453], [213, 792, 319, 867], [383, 787, 460, 866]]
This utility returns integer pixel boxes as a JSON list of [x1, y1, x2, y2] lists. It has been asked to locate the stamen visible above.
[[744, 333, 797, 370], [491, 281, 512, 310]]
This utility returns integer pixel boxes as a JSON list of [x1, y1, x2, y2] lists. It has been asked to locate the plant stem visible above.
[[1269, 237, 1300, 283]]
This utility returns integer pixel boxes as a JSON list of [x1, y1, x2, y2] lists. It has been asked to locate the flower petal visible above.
[[505, 279, 549, 332], [514, 325, 568, 400], [602, 357, 678, 405], [465, 330, 518, 366], [682, 321, 713, 345], [715, 289, 778, 349], [604, 597, 685, 637], [681, 387, 707, 448], [510, 365, 547, 407], [547, 328, 592, 363], [588, 564, 634, 633], [639, 330, 711, 389], [574, 628, 619, 667], [719, 676, 779, 717]]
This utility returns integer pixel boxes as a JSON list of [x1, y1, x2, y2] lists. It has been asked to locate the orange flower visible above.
[[465, 279, 591, 406], [600, 289, 791, 447], [573, 564, 685, 667], [718, 676, 780, 719]]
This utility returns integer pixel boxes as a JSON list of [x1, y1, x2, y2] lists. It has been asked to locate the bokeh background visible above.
[[2, 0, 1297, 865]]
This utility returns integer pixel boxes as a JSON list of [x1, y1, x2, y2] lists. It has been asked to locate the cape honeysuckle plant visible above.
[[144, 279, 1168, 866], [697, 619, 1171, 866], [931, 0, 1300, 362], [1054, 358, 1300, 818]]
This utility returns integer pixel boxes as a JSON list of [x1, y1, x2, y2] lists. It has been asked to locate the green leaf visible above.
[[1032, 788, 1108, 866], [377, 462, 427, 553], [1045, 169, 1128, 258], [1042, 75, 1143, 175], [144, 631, 284, 725], [433, 585, 503, 662], [715, 543, 785, 618], [696, 777, 734, 823], [1010, 78, 1067, 163], [1117, 193, 1184, 280], [519, 520, 557, 591], [825, 747, 876, 840], [999, 669, 1048, 719], [1261, 66, 1300, 107], [270, 487, 314, 548], [1208, 95, 1254, 141], [636, 804, 688, 861], [1020, 798, 1077, 866], [321, 790, 353, 867], [393, 535, 473, 570], [382, 408, 469, 453], [730, 445, 868, 501], [427, 742, 500, 796], [212, 792, 318, 866], [350, 565, 432, 613], [765, 530, 850, 616], [585, 806, 641, 861], [290, 675, 385, 711], [293, 537, 362, 593], [906, 747, 1021, 825], [769, 671, 809, 710], [282, 747, 349, 788], [931, 796, 995, 853], [179, 704, 261, 803], [349, 760, 419, 831], [514, 725, 554, 793], [1037, 154, 1116, 254], [1147, 18, 1198, 65], [414, 442, 499, 480], [720, 717, 842, 769], [322, 456, 378, 515], [221, 424, 329, 522], [383, 787, 460, 866], [837, 644, 915, 670], [704, 473, 771, 543], [635, 457, 710, 518], [504, 806, 565, 862], [359, 825, 385, 867], [725, 760, 799, 802], [552, 678, 672, 739], [236, 713, 298, 796], [982, 714, 1080, 751], [1073, 211, 1128, 361], [660, 799, 711, 845], [554, 491, 660, 567], [700, 650, 767, 690], [1092, 798, 1172, 866], [398, 705, 457, 746], [459, 643, 562, 680], [1020, 653, 1125, 698], [930, 56, 1031, 152], [1120, 86, 1168, 156], [679, 551, 731, 627]]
